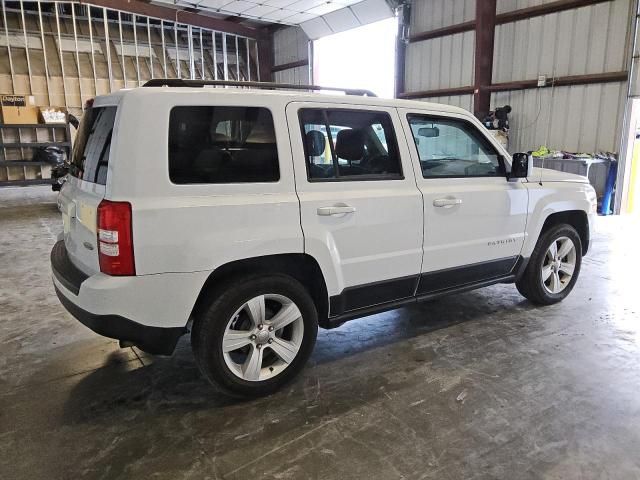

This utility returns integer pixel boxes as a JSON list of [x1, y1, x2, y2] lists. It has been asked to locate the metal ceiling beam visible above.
[[83, 0, 266, 39], [223, 15, 247, 24], [271, 59, 308, 73], [486, 71, 629, 92], [397, 72, 629, 99], [395, 1, 410, 99], [257, 29, 273, 82], [397, 86, 475, 100]]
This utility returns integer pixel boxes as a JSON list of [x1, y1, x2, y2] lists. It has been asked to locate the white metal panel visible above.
[[497, 0, 563, 14], [410, 95, 474, 112], [272, 26, 310, 85], [300, 0, 393, 39], [493, 0, 632, 83], [490, 82, 627, 153], [410, 0, 475, 33], [274, 66, 310, 84], [273, 26, 310, 66], [350, 0, 394, 24], [632, 55, 640, 97], [323, 7, 360, 32], [405, 31, 475, 91], [298, 16, 332, 39]]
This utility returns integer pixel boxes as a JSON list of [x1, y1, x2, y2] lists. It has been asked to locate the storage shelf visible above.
[[0, 141, 71, 148], [1, 120, 71, 188], [0, 178, 55, 187], [0, 161, 52, 167], [0, 123, 68, 129]]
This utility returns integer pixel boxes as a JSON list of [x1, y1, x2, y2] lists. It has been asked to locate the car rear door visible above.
[[57, 103, 118, 275], [398, 108, 528, 295], [286, 101, 423, 316]]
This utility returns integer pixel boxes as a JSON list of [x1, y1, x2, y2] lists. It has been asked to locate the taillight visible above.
[[97, 200, 135, 276]]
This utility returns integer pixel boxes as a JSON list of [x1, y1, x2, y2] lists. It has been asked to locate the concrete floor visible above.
[[1, 186, 639, 480]]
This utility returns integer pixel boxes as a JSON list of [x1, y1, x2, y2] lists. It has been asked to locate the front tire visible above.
[[192, 274, 318, 397], [516, 224, 582, 305]]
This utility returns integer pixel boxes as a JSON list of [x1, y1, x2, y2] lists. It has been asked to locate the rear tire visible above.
[[191, 274, 318, 397], [516, 224, 582, 305]]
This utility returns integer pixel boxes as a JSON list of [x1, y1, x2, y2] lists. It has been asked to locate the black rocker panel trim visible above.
[[416, 256, 519, 295], [328, 256, 523, 318], [329, 275, 419, 316]]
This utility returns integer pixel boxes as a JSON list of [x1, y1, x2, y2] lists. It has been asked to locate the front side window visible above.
[[69, 106, 117, 185], [407, 115, 504, 178], [300, 109, 402, 181], [169, 106, 279, 184]]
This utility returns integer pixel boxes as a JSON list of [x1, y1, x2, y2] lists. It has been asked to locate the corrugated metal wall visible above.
[[629, 3, 640, 97], [405, 31, 475, 92], [496, 0, 566, 14], [272, 26, 310, 85], [405, 0, 475, 93], [421, 94, 474, 112], [492, 0, 631, 152], [411, 0, 475, 32], [404, 0, 635, 154]]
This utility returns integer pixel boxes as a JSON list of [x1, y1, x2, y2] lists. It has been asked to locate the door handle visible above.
[[433, 198, 462, 208], [317, 205, 356, 216]]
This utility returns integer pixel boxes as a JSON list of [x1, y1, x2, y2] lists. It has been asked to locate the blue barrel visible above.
[[600, 161, 617, 215]]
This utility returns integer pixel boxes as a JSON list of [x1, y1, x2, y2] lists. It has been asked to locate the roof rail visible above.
[[142, 78, 377, 97]]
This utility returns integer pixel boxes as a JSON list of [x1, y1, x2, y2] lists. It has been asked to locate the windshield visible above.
[[69, 106, 117, 185]]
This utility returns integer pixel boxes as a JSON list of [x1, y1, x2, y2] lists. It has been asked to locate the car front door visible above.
[[286, 102, 424, 316], [399, 108, 528, 295]]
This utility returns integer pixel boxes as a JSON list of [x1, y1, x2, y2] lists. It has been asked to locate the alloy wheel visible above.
[[222, 294, 304, 382], [541, 236, 577, 294]]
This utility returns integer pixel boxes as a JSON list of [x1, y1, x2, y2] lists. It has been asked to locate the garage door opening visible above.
[[312, 17, 398, 99], [624, 98, 640, 215]]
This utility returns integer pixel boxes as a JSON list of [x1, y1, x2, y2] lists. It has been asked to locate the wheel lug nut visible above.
[[250, 334, 256, 340], [258, 324, 263, 330], [268, 326, 274, 331], [256, 344, 262, 349], [268, 338, 273, 344]]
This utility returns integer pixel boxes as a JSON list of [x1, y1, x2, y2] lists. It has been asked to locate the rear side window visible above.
[[299, 109, 402, 181], [169, 106, 279, 184], [69, 106, 117, 185]]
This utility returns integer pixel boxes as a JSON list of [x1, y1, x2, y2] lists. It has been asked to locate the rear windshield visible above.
[[169, 106, 279, 184], [69, 106, 117, 185]]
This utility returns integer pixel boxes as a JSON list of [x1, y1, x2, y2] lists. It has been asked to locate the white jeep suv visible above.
[[52, 80, 597, 397]]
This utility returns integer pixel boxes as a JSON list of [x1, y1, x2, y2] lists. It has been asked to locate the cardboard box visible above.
[[1, 95, 40, 125]]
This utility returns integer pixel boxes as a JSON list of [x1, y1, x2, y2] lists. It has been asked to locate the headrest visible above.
[[335, 129, 364, 161], [245, 120, 276, 143], [212, 132, 230, 143], [306, 130, 325, 157]]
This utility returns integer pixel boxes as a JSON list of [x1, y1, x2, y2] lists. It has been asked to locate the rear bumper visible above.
[[51, 240, 208, 355], [54, 285, 185, 355]]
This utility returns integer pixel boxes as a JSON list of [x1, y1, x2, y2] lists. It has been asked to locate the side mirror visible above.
[[418, 126, 439, 138], [508, 152, 530, 181]]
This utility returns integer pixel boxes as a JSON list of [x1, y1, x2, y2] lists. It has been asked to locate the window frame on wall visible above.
[[406, 113, 506, 179], [298, 108, 404, 183]]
